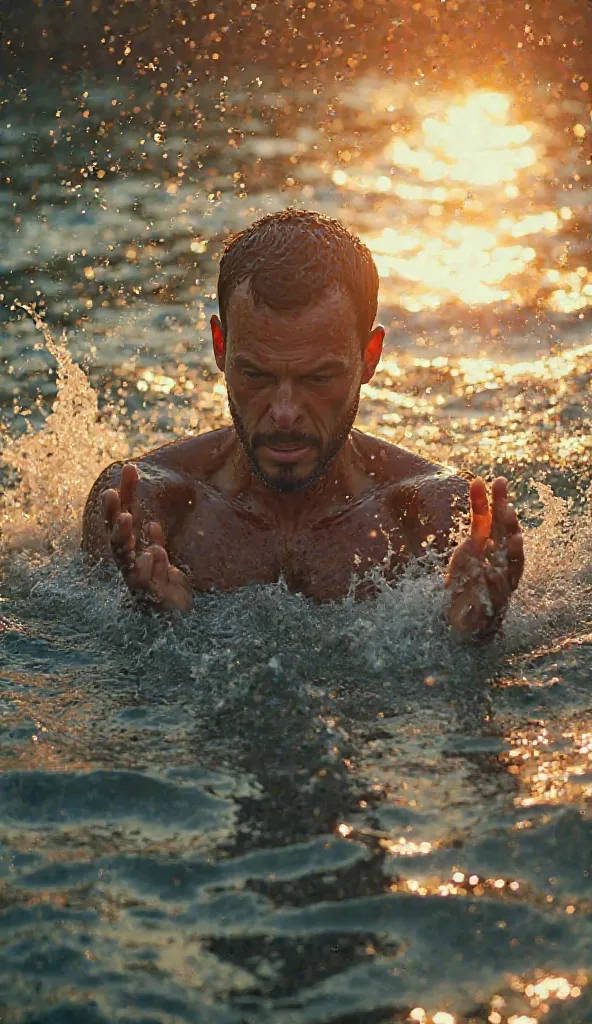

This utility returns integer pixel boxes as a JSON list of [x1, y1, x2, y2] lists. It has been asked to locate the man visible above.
[[82, 209, 524, 641]]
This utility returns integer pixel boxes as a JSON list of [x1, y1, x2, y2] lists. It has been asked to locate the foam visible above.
[[2, 320, 592, 706]]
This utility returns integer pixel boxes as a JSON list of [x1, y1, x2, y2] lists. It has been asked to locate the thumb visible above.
[[149, 544, 171, 593], [146, 521, 166, 547]]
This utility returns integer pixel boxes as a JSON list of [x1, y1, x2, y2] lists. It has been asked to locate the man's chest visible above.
[[167, 488, 411, 600]]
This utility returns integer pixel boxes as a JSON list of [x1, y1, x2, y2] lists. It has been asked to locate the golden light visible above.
[[499, 971, 588, 1024], [503, 714, 592, 809], [390, 91, 536, 188], [529, 977, 572, 999], [458, 342, 592, 386], [136, 369, 176, 395], [367, 220, 538, 309], [329, 87, 591, 315], [380, 836, 433, 856]]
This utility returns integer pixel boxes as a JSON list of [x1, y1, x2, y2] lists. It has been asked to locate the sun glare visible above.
[[331, 89, 590, 315], [416, 91, 536, 187]]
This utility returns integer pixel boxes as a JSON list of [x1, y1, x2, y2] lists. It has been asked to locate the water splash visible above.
[[0, 308, 128, 554], [3, 495, 592, 720], [504, 483, 592, 652], [1, 316, 592, 696]]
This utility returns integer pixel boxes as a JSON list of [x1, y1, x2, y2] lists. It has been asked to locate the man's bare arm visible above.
[[393, 470, 471, 557]]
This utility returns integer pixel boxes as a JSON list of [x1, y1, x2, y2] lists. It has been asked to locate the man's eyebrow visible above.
[[306, 359, 348, 373], [232, 355, 267, 369], [231, 355, 348, 373]]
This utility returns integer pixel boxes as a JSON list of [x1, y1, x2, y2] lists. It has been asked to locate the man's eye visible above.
[[242, 368, 268, 380], [307, 375, 333, 385]]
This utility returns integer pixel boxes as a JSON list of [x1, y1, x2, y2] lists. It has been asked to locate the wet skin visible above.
[[82, 285, 524, 641]]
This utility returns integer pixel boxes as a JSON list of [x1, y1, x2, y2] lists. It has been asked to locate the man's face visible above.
[[213, 282, 383, 492]]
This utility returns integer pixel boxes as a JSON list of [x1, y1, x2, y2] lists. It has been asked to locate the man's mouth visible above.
[[261, 442, 314, 464]]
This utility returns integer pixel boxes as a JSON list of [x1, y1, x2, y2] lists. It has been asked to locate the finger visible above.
[[102, 489, 121, 529], [119, 463, 139, 511], [110, 511, 136, 567], [133, 545, 169, 602], [128, 549, 154, 589], [130, 497, 145, 532], [491, 477, 514, 544], [146, 521, 166, 547], [491, 476, 508, 504], [489, 502, 519, 553], [488, 503, 520, 566], [469, 477, 492, 548], [487, 475, 508, 532], [120, 465, 146, 535], [506, 531, 524, 591], [502, 504, 520, 536], [149, 544, 170, 588]]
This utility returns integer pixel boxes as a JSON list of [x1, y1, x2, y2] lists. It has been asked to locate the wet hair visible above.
[[217, 208, 379, 341]]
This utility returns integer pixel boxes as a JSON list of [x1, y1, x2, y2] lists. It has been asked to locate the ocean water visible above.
[[0, 70, 591, 1024]]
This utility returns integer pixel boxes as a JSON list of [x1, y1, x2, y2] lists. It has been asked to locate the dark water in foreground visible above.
[[0, 71, 591, 1023]]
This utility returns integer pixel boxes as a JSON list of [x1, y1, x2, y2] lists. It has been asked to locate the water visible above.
[[0, 70, 591, 1024]]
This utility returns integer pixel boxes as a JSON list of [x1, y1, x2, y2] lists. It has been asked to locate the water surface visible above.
[[0, 71, 591, 1024]]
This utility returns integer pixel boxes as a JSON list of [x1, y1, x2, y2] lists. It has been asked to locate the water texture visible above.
[[0, 68, 591, 1024]]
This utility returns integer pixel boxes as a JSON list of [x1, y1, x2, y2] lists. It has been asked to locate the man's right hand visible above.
[[101, 463, 192, 613]]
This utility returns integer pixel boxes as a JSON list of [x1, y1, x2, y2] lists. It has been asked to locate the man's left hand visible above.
[[445, 477, 524, 642]]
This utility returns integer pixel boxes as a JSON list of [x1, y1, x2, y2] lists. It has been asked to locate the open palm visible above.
[[102, 463, 192, 613], [445, 476, 524, 642]]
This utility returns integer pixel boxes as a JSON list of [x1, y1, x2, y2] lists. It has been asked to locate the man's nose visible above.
[[270, 380, 302, 431]]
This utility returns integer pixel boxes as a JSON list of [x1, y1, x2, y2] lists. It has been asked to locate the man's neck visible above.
[[231, 432, 365, 526]]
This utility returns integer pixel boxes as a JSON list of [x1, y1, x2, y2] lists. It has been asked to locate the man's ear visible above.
[[361, 326, 384, 384], [211, 315, 226, 371]]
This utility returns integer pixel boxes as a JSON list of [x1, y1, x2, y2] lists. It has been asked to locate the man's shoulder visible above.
[[354, 429, 470, 491], [86, 427, 235, 503], [354, 431, 469, 549], [137, 427, 235, 481]]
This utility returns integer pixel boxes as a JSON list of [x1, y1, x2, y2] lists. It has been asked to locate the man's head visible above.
[[211, 209, 384, 491]]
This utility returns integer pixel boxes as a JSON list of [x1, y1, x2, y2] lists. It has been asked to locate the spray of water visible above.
[[1, 319, 591, 697], [504, 483, 592, 652], [0, 307, 128, 554]]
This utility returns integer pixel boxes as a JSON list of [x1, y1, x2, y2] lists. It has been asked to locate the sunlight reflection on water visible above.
[[328, 88, 590, 313], [0, 72, 591, 1024]]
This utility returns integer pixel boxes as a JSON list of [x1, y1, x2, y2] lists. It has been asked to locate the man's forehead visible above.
[[225, 280, 360, 348]]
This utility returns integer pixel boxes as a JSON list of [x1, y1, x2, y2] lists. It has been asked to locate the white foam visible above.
[[2, 319, 592, 700], [0, 308, 128, 554]]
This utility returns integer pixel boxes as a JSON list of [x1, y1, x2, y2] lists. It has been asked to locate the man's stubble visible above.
[[227, 389, 360, 493]]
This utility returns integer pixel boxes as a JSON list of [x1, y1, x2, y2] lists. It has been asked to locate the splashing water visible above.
[[0, 79, 591, 1021], [1, 324, 592, 689], [507, 483, 592, 650], [0, 308, 128, 554], [0, 76, 590, 1024]]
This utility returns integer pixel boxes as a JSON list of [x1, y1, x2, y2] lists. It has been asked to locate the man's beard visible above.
[[227, 391, 360, 492]]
